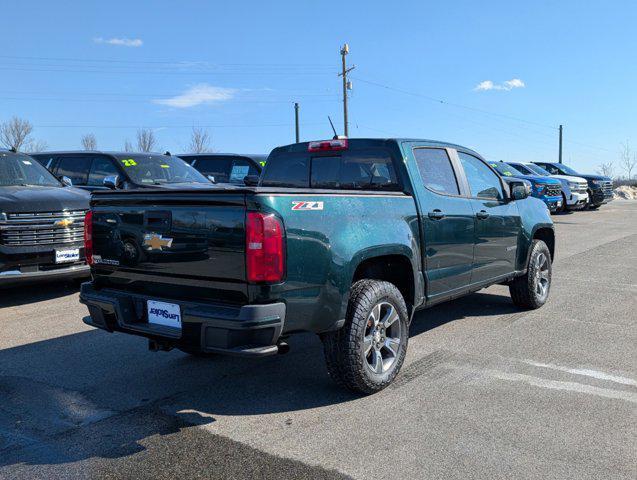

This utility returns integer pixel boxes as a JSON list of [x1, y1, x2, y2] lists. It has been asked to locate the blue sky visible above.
[[2, 0, 636, 173]]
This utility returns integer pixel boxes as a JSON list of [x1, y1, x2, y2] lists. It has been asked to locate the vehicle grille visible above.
[[572, 182, 588, 193], [601, 181, 613, 195], [0, 210, 86, 247], [545, 184, 561, 197]]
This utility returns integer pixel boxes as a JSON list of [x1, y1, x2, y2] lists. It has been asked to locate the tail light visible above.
[[246, 211, 285, 283], [84, 210, 94, 266], [308, 139, 348, 152]]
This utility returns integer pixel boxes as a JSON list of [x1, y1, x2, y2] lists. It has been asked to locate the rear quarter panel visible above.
[[250, 193, 421, 333]]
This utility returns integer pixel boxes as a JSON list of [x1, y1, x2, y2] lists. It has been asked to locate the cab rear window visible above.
[[261, 148, 400, 190]]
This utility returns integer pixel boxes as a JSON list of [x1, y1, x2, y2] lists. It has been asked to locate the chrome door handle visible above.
[[428, 209, 445, 220], [476, 210, 489, 219]]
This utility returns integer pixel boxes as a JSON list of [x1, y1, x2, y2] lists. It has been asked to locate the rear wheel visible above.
[[322, 280, 409, 394], [509, 240, 552, 309]]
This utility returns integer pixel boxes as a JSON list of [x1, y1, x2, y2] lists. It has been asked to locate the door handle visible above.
[[476, 210, 489, 219], [428, 209, 445, 220]]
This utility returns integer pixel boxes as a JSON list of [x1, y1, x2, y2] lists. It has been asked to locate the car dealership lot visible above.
[[1, 202, 635, 479]]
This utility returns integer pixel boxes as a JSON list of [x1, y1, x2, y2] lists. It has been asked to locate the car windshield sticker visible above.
[[121, 159, 137, 167], [22, 160, 32, 165], [292, 201, 324, 211], [160, 164, 170, 168], [230, 165, 250, 181]]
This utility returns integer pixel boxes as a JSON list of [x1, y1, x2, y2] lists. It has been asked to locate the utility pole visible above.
[[338, 44, 355, 137], [558, 124, 563, 163], [294, 102, 300, 143]]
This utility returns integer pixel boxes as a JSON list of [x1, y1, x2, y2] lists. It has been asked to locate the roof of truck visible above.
[[271, 138, 484, 158]]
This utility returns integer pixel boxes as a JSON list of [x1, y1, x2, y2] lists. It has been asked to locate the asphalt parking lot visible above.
[[1, 201, 635, 480]]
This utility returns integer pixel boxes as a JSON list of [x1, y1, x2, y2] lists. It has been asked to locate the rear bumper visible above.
[[79, 283, 285, 357], [0, 264, 89, 287]]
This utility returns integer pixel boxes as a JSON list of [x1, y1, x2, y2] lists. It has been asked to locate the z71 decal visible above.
[[292, 201, 324, 211]]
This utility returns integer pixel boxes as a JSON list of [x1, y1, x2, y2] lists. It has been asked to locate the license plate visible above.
[[55, 249, 80, 264], [147, 300, 182, 329]]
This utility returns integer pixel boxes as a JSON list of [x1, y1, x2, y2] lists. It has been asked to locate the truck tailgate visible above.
[[90, 190, 248, 304]]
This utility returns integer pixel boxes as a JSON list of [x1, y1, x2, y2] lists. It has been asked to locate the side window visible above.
[[544, 164, 559, 175], [88, 157, 119, 186], [413, 148, 460, 195], [260, 153, 309, 187], [56, 156, 92, 185], [458, 152, 503, 200]]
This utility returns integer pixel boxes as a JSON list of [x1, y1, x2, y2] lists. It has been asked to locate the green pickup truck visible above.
[[80, 138, 555, 393]]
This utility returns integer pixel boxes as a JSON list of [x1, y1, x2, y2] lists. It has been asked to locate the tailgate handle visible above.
[[144, 211, 172, 230]]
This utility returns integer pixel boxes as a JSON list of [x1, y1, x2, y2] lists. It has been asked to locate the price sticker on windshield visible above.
[[121, 159, 137, 167]]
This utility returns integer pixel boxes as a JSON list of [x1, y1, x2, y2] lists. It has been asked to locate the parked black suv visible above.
[[532, 161, 613, 209], [32, 151, 212, 191], [1, 150, 90, 286], [178, 153, 265, 184]]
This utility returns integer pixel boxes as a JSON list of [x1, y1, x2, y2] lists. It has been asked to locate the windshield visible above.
[[555, 164, 580, 176], [488, 162, 524, 177], [115, 154, 210, 185], [0, 152, 61, 187], [509, 163, 537, 176], [526, 164, 551, 176]]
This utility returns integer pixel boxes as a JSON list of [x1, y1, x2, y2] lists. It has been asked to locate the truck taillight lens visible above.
[[307, 139, 348, 152], [84, 210, 94, 266], [246, 212, 285, 283]]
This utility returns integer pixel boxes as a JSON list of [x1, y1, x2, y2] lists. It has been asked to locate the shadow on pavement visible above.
[[0, 282, 81, 308], [0, 290, 517, 470]]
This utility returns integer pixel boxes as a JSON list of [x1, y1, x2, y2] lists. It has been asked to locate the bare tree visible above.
[[0, 116, 34, 151], [24, 139, 48, 153], [597, 161, 614, 178], [81, 133, 97, 150], [136, 129, 157, 152], [619, 141, 636, 180], [188, 127, 212, 153], [123, 139, 134, 151]]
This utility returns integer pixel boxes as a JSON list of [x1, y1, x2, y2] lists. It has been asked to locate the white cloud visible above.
[[474, 78, 525, 91], [94, 37, 143, 47], [153, 84, 237, 108]]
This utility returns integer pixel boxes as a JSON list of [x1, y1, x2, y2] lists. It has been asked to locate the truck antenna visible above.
[[328, 116, 338, 139]]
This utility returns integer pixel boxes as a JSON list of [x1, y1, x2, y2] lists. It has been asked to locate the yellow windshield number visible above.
[[121, 159, 137, 167], [160, 164, 170, 169]]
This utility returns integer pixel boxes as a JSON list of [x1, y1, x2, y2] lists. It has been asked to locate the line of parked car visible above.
[[0, 146, 614, 288]]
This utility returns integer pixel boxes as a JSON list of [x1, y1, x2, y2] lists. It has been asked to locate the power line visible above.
[[352, 76, 614, 154], [32, 122, 326, 129], [352, 76, 557, 131], [0, 55, 335, 68]]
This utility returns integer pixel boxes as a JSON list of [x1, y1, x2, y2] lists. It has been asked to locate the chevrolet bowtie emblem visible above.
[[143, 233, 173, 251], [54, 218, 74, 228]]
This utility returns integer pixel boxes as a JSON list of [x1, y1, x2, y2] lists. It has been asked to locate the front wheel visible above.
[[509, 240, 552, 309], [322, 280, 409, 394]]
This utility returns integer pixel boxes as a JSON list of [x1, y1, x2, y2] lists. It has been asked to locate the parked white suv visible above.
[[508, 162, 588, 211]]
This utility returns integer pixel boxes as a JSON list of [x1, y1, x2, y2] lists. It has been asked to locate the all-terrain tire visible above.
[[509, 239, 552, 309], [321, 280, 409, 394]]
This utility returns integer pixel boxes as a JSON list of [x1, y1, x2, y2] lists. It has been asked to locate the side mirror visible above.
[[59, 176, 73, 187], [510, 180, 530, 200], [103, 175, 122, 190], [207, 175, 216, 183], [243, 175, 259, 186]]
